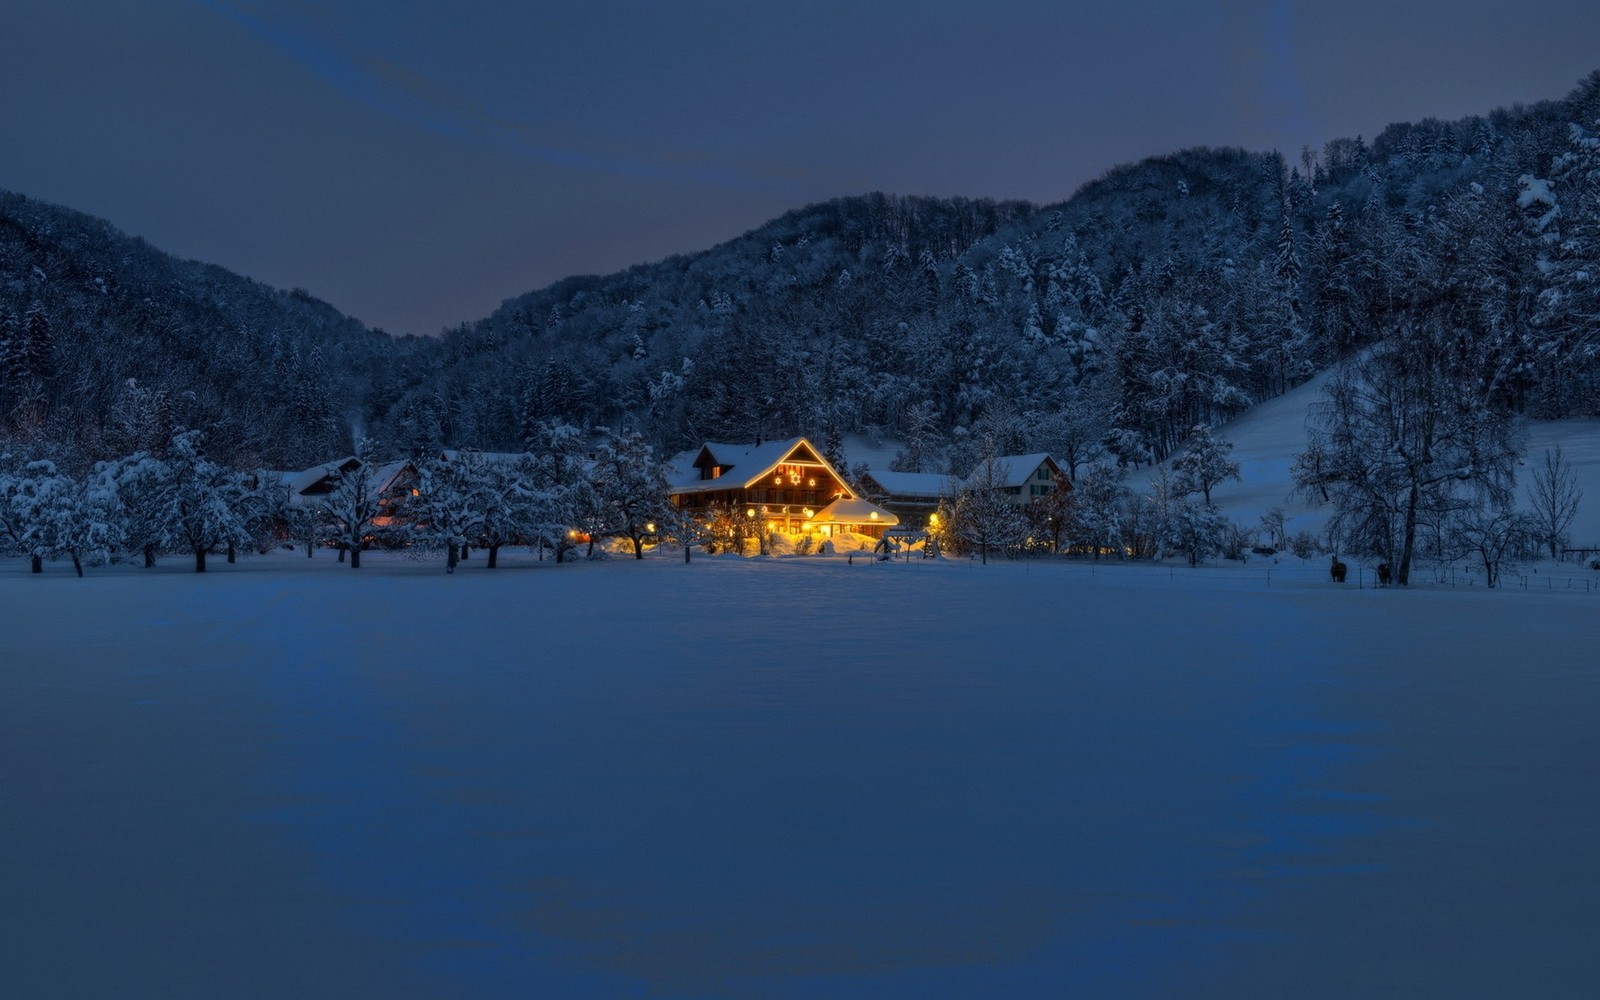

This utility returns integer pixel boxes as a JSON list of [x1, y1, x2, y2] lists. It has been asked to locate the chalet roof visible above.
[[366, 460, 415, 496], [262, 457, 361, 499], [809, 497, 899, 527], [274, 456, 416, 505], [670, 437, 855, 497], [969, 453, 1059, 489], [861, 469, 953, 500]]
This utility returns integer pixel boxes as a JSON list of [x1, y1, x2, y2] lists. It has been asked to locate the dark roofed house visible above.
[[857, 469, 954, 530]]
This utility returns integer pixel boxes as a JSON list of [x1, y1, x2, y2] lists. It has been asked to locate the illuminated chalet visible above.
[[669, 437, 898, 537]]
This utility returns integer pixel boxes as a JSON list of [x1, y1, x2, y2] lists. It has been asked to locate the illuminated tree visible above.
[[952, 450, 1027, 564], [591, 426, 675, 559]]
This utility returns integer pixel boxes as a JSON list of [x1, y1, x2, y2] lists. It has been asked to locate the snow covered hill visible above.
[[1202, 374, 1600, 550]]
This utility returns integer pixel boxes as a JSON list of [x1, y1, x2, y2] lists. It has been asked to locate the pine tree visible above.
[[1171, 425, 1242, 505]]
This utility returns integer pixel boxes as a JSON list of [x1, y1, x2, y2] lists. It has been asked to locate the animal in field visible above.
[[1330, 555, 1348, 583], [1377, 562, 1392, 586]]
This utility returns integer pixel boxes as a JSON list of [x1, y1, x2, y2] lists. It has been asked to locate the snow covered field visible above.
[[4, 549, 1597, 998]]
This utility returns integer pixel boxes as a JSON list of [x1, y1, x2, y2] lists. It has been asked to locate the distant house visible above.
[[970, 453, 1066, 506], [668, 437, 898, 537], [857, 469, 953, 529], [270, 455, 419, 525], [860, 454, 1068, 527]]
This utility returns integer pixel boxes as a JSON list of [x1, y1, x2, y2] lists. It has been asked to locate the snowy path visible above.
[[3, 552, 1597, 998]]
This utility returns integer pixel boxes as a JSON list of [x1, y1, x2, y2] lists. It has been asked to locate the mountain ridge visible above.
[[3, 70, 1597, 470]]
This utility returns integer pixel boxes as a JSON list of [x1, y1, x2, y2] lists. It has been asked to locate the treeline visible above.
[[2, 73, 1597, 489], [0, 425, 682, 575], [394, 71, 1600, 476]]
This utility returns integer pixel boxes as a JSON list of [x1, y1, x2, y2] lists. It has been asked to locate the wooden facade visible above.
[[669, 437, 894, 536]]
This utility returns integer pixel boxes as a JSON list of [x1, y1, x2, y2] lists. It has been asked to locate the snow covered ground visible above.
[[4, 550, 1597, 998], [1203, 372, 1600, 549]]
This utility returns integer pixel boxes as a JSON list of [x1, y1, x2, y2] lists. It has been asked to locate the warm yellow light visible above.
[[746, 508, 756, 518], [803, 508, 814, 518], [869, 511, 879, 520], [808, 478, 816, 487], [774, 476, 782, 485], [645, 522, 656, 534], [929, 513, 940, 526]]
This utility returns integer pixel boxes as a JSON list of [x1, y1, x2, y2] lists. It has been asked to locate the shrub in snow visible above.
[[1287, 529, 1321, 560]]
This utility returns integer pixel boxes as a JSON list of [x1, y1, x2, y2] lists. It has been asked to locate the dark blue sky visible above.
[[4, 1, 1597, 335]]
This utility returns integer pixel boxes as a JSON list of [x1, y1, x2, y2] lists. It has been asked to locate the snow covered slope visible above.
[[1202, 373, 1600, 550]]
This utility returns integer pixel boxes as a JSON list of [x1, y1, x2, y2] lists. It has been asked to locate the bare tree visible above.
[[1448, 505, 1527, 588], [1526, 446, 1582, 559], [953, 450, 1028, 564], [1293, 320, 1521, 586]]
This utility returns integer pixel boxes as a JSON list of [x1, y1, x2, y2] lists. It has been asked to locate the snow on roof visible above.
[[974, 454, 1057, 489], [365, 460, 415, 496], [270, 456, 414, 505], [266, 456, 360, 498], [810, 497, 899, 527], [670, 437, 853, 495], [861, 469, 954, 499]]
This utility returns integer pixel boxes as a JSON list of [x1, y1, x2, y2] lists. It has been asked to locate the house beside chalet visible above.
[[860, 454, 1068, 528], [856, 469, 951, 529], [668, 437, 898, 537], [270, 455, 419, 526], [981, 453, 1066, 505]]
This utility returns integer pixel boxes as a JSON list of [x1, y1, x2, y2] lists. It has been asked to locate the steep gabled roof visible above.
[[266, 456, 361, 499], [670, 437, 854, 497], [365, 460, 416, 497], [969, 453, 1060, 489], [276, 456, 416, 505]]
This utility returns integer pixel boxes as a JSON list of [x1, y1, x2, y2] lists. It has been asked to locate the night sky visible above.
[[4, 1, 1598, 336]]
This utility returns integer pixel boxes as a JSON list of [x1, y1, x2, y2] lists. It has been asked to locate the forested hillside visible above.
[[3, 72, 1597, 476], [0, 192, 426, 468]]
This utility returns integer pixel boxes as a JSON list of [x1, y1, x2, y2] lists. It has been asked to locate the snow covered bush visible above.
[[13, 460, 124, 576], [1287, 529, 1321, 560]]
